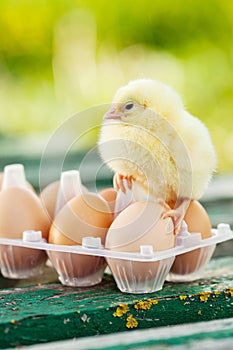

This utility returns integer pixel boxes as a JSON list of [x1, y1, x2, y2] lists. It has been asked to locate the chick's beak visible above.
[[103, 106, 123, 120]]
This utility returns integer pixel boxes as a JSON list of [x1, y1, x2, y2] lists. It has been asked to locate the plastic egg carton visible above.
[[0, 223, 232, 294]]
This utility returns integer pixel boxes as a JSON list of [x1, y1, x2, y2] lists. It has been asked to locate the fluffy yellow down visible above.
[[99, 79, 216, 203]]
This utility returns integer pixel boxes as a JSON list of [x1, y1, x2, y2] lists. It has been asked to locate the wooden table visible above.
[[0, 257, 232, 349], [20, 318, 233, 350]]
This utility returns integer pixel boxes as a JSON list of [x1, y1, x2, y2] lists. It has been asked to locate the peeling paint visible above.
[[80, 314, 90, 323]]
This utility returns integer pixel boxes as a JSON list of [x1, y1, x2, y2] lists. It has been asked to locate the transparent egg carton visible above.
[[47, 250, 107, 287], [0, 231, 47, 279], [0, 223, 232, 294]]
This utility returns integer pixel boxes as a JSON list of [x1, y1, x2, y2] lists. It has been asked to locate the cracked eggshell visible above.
[[49, 193, 114, 245]]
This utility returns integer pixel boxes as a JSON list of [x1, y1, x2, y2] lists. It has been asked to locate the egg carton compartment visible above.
[[47, 250, 107, 287], [107, 256, 175, 294], [0, 231, 48, 279], [0, 223, 232, 292], [166, 244, 216, 282], [0, 245, 47, 279]]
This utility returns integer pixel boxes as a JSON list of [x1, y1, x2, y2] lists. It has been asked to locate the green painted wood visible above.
[[19, 317, 233, 350], [0, 257, 232, 349]]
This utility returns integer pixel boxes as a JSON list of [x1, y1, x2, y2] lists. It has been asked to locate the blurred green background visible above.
[[0, 0, 232, 173]]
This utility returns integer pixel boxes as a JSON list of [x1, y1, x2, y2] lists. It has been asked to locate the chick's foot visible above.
[[162, 209, 184, 235], [113, 173, 134, 193]]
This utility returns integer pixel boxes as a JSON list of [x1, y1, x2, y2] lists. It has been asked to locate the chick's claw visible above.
[[113, 173, 134, 193], [162, 209, 184, 235], [155, 199, 171, 211]]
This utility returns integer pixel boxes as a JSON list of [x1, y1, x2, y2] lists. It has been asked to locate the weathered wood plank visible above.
[[19, 317, 233, 350], [0, 257, 232, 348]]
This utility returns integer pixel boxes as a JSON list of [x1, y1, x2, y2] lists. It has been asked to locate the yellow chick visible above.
[[98, 79, 216, 231]]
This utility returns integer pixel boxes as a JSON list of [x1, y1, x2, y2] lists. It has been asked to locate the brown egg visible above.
[[182, 200, 212, 239], [169, 200, 213, 276], [49, 193, 113, 245], [48, 193, 113, 286], [106, 201, 175, 292], [40, 181, 60, 221], [0, 187, 50, 279], [0, 173, 3, 189], [48, 250, 106, 285], [48, 218, 107, 283], [0, 187, 50, 239], [49, 228, 76, 245], [40, 178, 88, 221], [0, 245, 47, 279], [99, 187, 117, 214], [0, 171, 36, 193], [106, 201, 174, 252]]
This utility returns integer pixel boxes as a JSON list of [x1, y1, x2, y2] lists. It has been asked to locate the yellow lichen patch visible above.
[[199, 292, 211, 302], [198, 310, 202, 315], [214, 291, 220, 295], [113, 304, 129, 317], [134, 299, 158, 310], [225, 288, 233, 297], [179, 295, 187, 300], [134, 300, 152, 310], [126, 314, 138, 329]]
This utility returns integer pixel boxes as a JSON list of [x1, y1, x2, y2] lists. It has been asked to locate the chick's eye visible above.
[[125, 102, 134, 110]]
